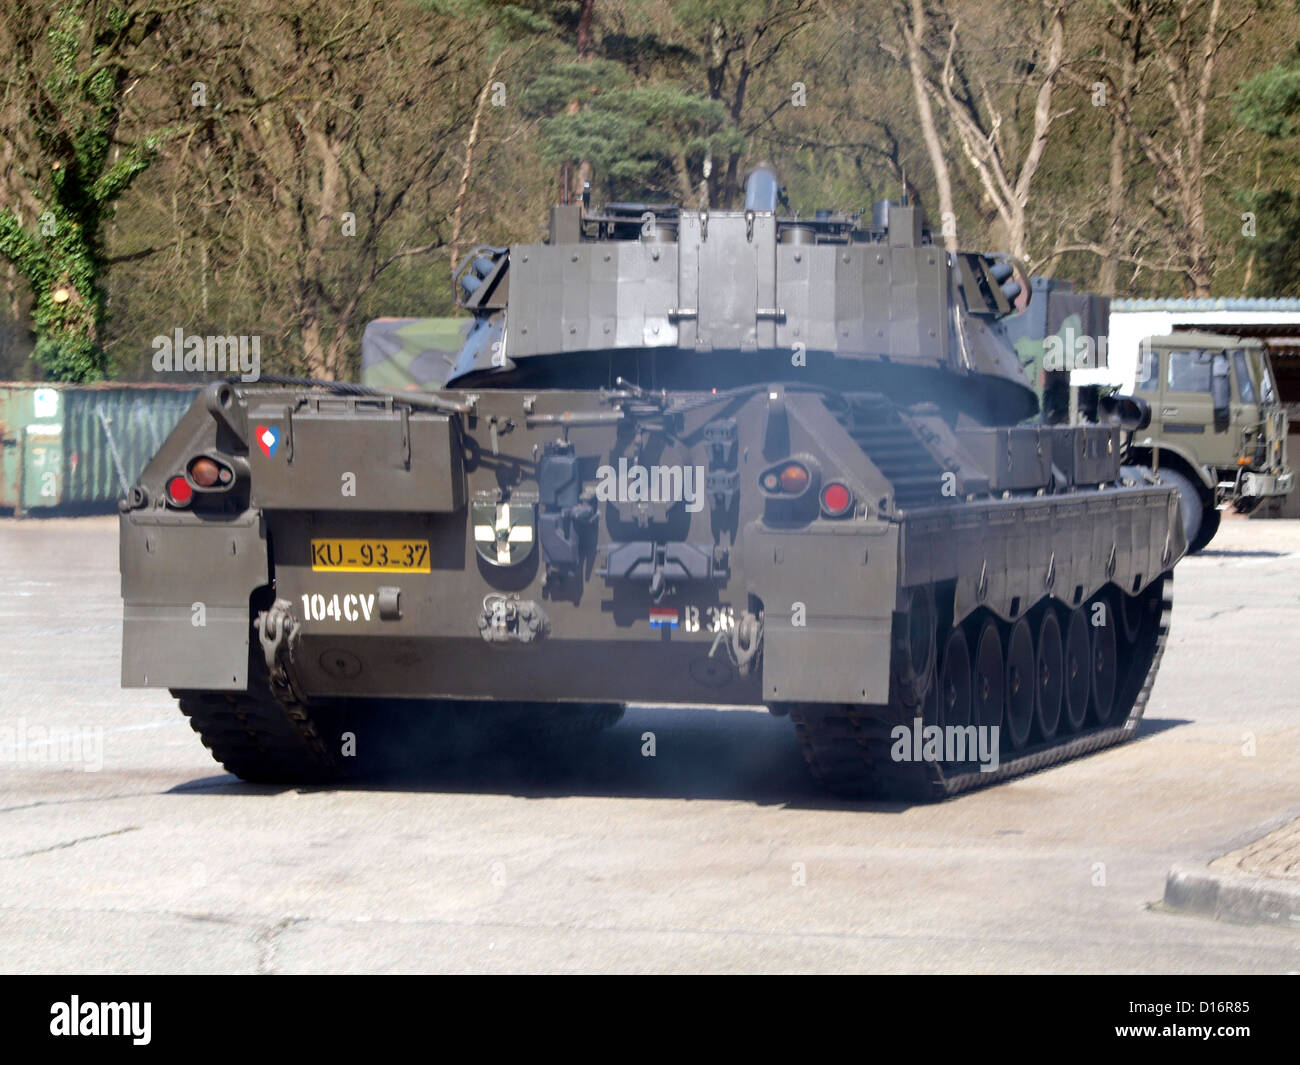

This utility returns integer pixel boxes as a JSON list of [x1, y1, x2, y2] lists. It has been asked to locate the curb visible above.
[[1164, 862, 1300, 929]]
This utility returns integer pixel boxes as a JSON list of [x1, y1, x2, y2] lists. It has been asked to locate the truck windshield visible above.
[[1232, 350, 1255, 403], [1253, 351, 1277, 404]]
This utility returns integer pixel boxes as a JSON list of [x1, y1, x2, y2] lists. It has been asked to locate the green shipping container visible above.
[[0, 382, 200, 515]]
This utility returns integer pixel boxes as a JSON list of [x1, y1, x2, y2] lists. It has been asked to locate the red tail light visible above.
[[820, 481, 853, 517], [166, 475, 193, 506]]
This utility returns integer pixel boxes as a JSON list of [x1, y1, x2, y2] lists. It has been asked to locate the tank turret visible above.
[[449, 168, 1035, 426]]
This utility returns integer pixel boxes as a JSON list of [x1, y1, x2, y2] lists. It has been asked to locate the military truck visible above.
[[1003, 282, 1292, 554], [1121, 332, 1292, 552], [119, 167, 1185, 800]]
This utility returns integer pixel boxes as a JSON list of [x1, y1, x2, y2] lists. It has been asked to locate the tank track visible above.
[[175, 686, 343, 785], [789, 575, 1173, 801], [176, 687, 625, 783]]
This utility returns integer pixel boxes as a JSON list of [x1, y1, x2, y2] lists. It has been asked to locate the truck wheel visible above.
[[1154, 467, 1205, 551], [1189, 506, 1220, 552]]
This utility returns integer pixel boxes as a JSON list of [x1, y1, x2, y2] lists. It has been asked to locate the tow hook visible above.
[[477, 594, 550, 644], [254, 599, 301, 699], [708, 609, 763, 676]]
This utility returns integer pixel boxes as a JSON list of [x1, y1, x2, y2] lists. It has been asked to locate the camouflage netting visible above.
[[360, 317, 470, 390], [1001, 279, 1110, 423]]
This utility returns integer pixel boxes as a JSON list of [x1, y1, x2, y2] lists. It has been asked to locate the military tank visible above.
[[119, 167, 1184, 799]]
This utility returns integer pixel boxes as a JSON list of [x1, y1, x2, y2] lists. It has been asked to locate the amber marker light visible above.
[[190, 457, 222, 487], [778, 462, 810, 493]]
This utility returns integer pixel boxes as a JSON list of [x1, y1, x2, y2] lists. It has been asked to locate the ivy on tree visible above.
[[0, 3, 173, 381]]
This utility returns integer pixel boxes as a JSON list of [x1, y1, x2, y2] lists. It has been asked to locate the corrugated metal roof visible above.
[[1112, 297, 1300, 312], [0, 380, 202, 390], [1156, 329, 1265, 346]]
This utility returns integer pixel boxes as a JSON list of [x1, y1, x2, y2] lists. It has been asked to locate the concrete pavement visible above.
[[1, 514, 1298, 972]]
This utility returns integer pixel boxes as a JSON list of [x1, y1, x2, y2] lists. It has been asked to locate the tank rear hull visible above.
[[120, 380, 1184, 798]]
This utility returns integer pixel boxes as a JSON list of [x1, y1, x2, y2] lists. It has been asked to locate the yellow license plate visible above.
[[310, 538, 430, 572]]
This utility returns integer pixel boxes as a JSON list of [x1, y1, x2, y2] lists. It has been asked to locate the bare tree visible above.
[[1041, 2, 1171, 293], [450, 52, 506, 273], [892, 0, 957, 251], [1105, 0, 1256, 296], [928, 1, 1068, 263], [169, 0, 479, 379], [685, 1, 820, 207]]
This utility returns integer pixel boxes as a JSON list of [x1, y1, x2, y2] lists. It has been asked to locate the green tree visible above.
[[670, 0, 819, 207], [1234, 50, 1300, 295], [520, 57, 738, 201], [0, 2, 190, 380], [155, 0, 485, 380]]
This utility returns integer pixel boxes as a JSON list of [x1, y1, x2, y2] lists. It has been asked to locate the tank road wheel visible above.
[[1002, 618, 1035, 751], [1112, 577, 1166, 716], [972, 619, 1004, 736], [1063, 608, 1091, 733], [789, 574, 1174, 802], [1034, 609, 1064, 741], [1089, 598, 1119, 725], [892, 585, 937, 709], [920, 654, 942, 732], [1117, 585, 1144, 643], [938, 627, 972, 732]]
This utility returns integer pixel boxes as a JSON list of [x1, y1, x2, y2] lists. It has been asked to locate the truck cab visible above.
[[1127, 332, 1292, 551]]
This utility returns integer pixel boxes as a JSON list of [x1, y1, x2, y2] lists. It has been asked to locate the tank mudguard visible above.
[[120, 509, 268, 690], [744, 520, 899, 703]]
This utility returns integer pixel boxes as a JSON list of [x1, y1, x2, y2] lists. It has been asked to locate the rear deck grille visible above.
[[831, 394, 950, 510]]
